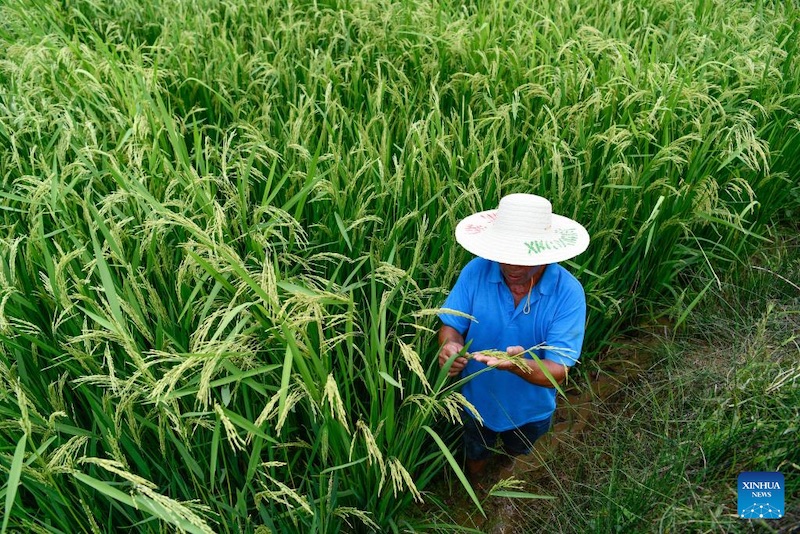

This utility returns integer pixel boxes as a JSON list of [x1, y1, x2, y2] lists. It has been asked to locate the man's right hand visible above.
[[439, 341, 467, 377]]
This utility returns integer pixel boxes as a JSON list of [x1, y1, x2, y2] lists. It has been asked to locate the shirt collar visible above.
[[488, 261, 505, 284], [537, 264, 558, 295], [488, 261, 558, 295]]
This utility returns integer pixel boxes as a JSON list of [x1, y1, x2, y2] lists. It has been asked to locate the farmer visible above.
[[437, 193, 590, 484]]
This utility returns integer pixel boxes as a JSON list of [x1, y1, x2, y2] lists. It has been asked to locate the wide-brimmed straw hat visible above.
[[455, 193, 590, 266]]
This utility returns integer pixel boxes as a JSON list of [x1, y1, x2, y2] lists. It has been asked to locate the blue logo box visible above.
[[738, 472, 784, 519]]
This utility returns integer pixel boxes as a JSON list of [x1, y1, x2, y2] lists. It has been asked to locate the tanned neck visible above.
[[506, 266, 545, 305]]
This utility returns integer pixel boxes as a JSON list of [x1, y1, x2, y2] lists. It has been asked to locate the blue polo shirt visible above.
[[439, 258, 586, 431]]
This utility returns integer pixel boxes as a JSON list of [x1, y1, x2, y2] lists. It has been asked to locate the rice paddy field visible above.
[[1, 0, 798, 532]]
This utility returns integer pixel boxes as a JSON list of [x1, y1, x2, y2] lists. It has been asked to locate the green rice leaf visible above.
[[1, 433, 27, 534], [220, 407, 279, 444], [209, 418, 221, 487], [90, 227, 124, 328], [422, 426, 485, 517], [334, 212, 353, 252], [71, 471, 136, 508], [379, 371, 403, 390], [488, 490, 555, 500], [320, 456, 368, 475]]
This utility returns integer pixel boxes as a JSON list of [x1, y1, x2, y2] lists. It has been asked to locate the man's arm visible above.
[[438, 325, 468, 378], [471, 346, 568, 387]]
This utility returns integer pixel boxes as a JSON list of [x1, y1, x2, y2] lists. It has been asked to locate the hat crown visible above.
[[494, 194, 553, 237], [454, 192, 589, 266]]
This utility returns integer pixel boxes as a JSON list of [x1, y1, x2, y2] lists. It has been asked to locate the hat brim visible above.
[[455, 210, 590, 266]]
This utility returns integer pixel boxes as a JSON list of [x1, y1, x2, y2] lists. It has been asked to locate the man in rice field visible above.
[[437, 193, 590, 486]]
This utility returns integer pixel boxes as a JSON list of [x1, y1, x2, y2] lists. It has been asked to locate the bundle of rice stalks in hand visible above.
[[466, 349, 531, 372]]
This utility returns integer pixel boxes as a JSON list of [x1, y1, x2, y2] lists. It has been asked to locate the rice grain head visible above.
[[353, 419, 387, 491], [78, 457, 156, 489], [398, 340, 431, 393], [136, 483, 216, 534], [387, 457, 423, 503], [256, 463, 313, 516], [215, 403, 248, 451], [47, 435, 89, 474], [332, 506, 380, 531], [322, 373, 350, 433]]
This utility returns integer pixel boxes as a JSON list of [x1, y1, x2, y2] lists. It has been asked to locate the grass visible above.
[[506, 230, 799, 533], [0, 0, 799, 531]]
